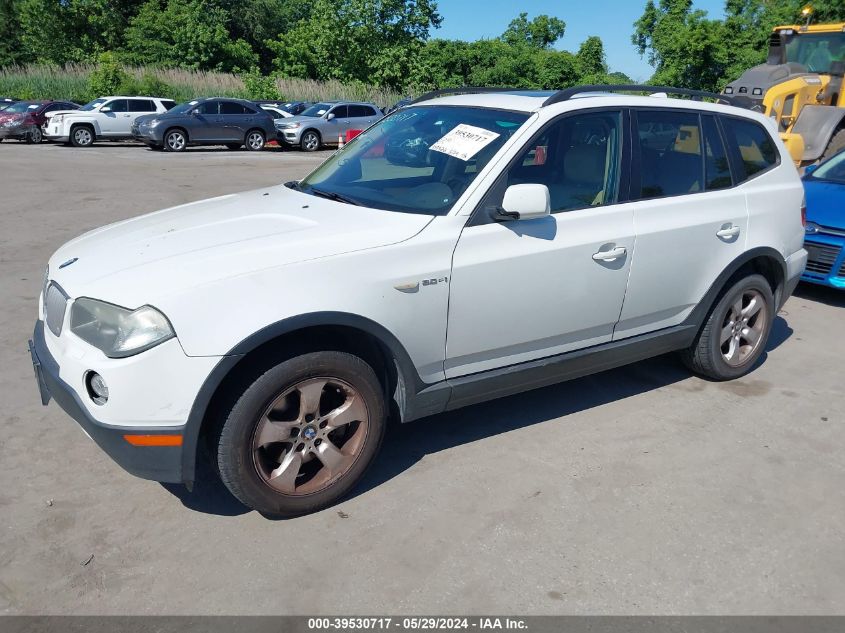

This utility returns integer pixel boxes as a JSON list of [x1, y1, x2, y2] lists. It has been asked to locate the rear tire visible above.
[[70, 125, 94, 147], [681, 273, 774, 381], [216, 351, 386, 517], [821, 129, 845, 162], [244, 129, 265, 151], [26, 127, 43, 144]]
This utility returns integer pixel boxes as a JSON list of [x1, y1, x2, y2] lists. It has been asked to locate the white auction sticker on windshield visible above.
[[430, 124, 500, 161]]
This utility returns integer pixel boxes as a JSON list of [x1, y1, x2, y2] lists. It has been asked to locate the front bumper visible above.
[[30, 320, 186, 483], [132, 123, 161, 144], [276, 127, 302, 145], [0, 124, 29, 140], [801, 237, 845, 290]]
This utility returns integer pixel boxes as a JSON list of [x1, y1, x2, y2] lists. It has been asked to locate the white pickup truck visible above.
[[44, 96, 176, 147]]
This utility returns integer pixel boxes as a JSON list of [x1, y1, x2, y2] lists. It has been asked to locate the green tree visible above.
[[269, 0, 441, 89], [576, 35, 609, 83], [123, 0, 256, 72], [632, 0, 726, 91], [0, 0, 22, 67], [502, 13, 566, 49]]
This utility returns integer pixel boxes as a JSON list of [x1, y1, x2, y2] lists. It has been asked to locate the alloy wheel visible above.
[[247, 131, 264, 150], [303, 132, 319, 151], [29, 127, 42, 143], [74, 128, 92, 146], [720, 289, 767, 367], [166, 131, 186, 151], [251, 377, 369, 496]]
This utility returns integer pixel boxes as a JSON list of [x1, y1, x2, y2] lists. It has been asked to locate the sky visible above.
[[432, 0, 727, 82]]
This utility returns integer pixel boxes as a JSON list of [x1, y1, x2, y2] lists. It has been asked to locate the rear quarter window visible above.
[[720, 116, 779, 181]]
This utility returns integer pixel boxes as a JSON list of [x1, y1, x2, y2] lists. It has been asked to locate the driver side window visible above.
[[501, 111, 623, 213]]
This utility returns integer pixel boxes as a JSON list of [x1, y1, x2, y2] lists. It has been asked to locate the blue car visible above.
[[802, 148, 845, 289]]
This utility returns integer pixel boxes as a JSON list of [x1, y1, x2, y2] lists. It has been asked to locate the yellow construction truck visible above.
[[724, 19, 845, 166]]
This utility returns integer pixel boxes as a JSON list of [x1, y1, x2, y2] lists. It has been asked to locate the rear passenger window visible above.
[[702, 115, 732, 190], [220, 102, 248, 115], [349, 105, 375, 117], [128, 99, 156, 112], [721, 116, 779, 180], [634, 110, 703, 199]]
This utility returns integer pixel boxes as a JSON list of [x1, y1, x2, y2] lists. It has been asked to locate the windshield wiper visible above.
[[308, 187, 362, 206], [284, 180, 303, 191]]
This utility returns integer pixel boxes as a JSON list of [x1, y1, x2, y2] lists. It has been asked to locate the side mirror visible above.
[[191, 109, 201, 116], [326, 112, 335, 121], [100, 106, 111, 113], [804, 163, 818, 176], [491, 184, 551, 221]]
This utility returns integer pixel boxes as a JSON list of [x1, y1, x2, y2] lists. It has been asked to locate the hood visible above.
[[0, 112, 23, 124], [45, 109, 82, 119], [277, 114, 321, 127], [134, 113, 160, 125], [804, 178, 845, 230], [48, 184, 434, 306]]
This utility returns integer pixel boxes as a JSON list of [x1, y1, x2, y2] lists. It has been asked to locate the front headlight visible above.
[[53, 115, 63, 124], [145, 118, 158, 126], [70, 298, 175, 358], [280, 122, 301, 129]]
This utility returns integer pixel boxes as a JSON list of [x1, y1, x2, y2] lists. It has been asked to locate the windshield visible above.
[[80, 98, 107, 111], [809, 149, 845, 185], [2, 101, 38, 113], [785, 32, 845, 74], [298, 105, 530, 215], [301, 103, 332, 117]]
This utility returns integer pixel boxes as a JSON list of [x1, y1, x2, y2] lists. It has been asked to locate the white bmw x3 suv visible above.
[[30, 86, 808, 516], [44, 96, 176, 147]]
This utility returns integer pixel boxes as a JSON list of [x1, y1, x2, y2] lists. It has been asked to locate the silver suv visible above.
[[276, 101, 382, 151]]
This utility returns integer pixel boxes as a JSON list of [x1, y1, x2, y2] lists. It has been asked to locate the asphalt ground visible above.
[[1, 141, 843, 615]]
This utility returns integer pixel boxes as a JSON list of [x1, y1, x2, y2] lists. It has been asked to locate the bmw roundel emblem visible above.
[[59, 257, 79, 269], [805, 222, 820, 235]]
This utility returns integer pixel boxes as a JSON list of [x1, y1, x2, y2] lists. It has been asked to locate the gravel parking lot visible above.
[[1, 141, 844, 615]]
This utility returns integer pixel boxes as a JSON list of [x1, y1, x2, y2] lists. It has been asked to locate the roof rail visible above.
[[542, 84, 739, 107], [409, 87, 523, 105]]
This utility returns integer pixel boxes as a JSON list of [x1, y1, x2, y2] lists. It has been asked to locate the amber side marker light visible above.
[[123, 434, 183, 447]]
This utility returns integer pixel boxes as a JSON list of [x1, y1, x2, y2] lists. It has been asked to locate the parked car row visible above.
[[1, 94, 388, 152]]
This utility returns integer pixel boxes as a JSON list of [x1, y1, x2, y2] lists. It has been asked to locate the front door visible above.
[[190, 101, 220, 141], [326, 105, 350, 143], [98, 99, 128, 135], [445, 109, 635, 377]]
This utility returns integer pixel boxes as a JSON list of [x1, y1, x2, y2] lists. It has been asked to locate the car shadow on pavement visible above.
[[162, 319, 794, 518], [794, 282, 845, 308]]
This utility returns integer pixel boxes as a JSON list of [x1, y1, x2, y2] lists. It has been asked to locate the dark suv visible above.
[[133, 97, 276, 152]]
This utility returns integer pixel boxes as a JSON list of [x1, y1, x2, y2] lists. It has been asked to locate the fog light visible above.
[[752, 88, 763, 96], [85, 371, 108, 405]]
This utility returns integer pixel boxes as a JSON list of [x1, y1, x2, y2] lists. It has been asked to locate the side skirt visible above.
[[405, 324, 697, 420]]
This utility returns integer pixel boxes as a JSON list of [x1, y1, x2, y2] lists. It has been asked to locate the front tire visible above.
[[244, 129, 265, 151], [216, 351, 386, 516], [26, 127, 43, 144], [301, 130, 320, 152], [164, 128, 187, 152], [682, 273, 774, 381], [70, 125, 94, 147]]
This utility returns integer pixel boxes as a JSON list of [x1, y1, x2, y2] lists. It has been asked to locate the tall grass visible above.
[[0, 64, 407, 107]]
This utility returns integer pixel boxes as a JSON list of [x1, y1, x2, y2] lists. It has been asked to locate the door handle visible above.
[[592, 246, 627, 262], [716, 224, 741, 240]]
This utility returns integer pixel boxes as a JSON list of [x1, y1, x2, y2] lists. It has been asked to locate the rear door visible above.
[[123, 99, 156, 134], [348, 104, 379, 133], [219, 101, 253, 141], [613, 108, 748, 339]]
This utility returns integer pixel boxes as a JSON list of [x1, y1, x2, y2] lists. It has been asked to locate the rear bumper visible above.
[[781, 248, 808, 307], [29, 321, 186, 483]]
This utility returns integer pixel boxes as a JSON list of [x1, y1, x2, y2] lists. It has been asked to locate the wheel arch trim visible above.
[[179, 311, 428, 483]]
